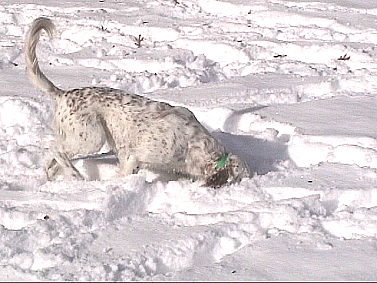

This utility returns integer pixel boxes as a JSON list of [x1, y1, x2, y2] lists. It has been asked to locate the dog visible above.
[[24, 17, 251, 188]]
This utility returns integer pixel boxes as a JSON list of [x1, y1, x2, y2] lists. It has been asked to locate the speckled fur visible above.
[[25, 17, 251, 187]]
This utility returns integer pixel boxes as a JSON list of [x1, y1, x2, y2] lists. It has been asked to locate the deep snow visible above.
[[1, 0, 377, 281]]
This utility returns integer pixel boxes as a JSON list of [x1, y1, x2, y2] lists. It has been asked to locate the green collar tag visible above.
[[215, 153, 230, 169]]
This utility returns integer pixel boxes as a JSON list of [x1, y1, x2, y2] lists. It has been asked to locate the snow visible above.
[[0, 0, 377, 281]]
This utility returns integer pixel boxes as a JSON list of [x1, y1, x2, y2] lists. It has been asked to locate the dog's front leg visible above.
[[117, 149, 139, 176]]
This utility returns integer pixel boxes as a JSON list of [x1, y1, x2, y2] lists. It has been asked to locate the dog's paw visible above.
[[45, 161, 85, 181]]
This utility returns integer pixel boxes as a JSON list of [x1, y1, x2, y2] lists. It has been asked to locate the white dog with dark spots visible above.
[[24, 17, 251, 188]]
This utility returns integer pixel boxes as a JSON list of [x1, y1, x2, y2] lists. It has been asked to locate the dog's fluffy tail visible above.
[[25, 17, 61, 95]]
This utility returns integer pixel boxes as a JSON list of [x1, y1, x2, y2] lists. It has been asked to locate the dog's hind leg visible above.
[[46, 145, 84, 180]]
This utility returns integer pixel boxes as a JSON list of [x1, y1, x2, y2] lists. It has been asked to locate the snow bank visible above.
[[289, 135, 377, 168]]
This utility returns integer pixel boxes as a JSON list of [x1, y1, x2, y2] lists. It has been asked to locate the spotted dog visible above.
[[24, 17, 251, 188]]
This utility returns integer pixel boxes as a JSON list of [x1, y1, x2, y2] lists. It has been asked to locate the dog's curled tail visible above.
[[25, 17, 61, 95]]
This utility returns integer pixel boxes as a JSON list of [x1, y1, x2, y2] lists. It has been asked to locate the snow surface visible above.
[[1, 0, 377, 281]]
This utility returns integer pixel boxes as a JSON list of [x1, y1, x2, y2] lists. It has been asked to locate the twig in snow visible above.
[[338, 54, 351, 61], [133, 34, 145, 48]]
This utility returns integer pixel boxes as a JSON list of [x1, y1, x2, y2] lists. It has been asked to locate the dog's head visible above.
[[204, 153, 252, 188]]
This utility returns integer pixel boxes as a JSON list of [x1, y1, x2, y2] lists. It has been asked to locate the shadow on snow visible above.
[[212, 131, 290, 176]]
